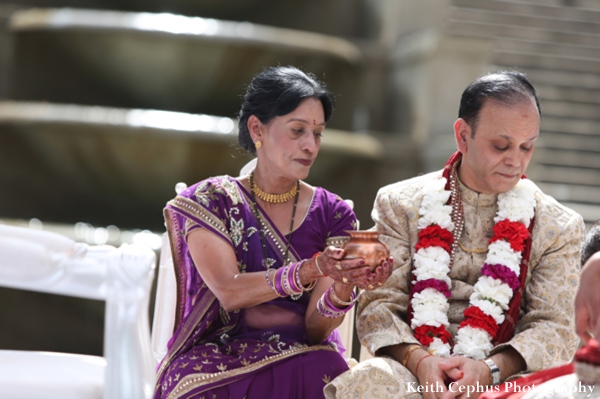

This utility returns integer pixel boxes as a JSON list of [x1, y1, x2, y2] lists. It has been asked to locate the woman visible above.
[[154, 66, 393, 399]]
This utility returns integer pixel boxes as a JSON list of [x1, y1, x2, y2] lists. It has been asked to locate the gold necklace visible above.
[[248, 172, 299, 203]]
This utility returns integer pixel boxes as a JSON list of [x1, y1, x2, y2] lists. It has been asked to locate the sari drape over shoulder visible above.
[[155, 175, 358, 399]]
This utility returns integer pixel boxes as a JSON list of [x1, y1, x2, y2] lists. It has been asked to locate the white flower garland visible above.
[[411, 175, 536, 359]]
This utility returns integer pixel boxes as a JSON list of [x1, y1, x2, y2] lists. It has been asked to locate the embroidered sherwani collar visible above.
[[456, 174, 498, 207]]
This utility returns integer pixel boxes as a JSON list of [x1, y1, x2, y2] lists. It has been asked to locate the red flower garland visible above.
[[414, 325, 452, 346], [459, 306, 499, 339], [489, 220, 530, 253], [415, 225, 455, 253]]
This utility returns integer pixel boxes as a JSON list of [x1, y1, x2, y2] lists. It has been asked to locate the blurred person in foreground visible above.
[[576, 220, 600, 345], [153, 66, 393, 399], [326, 71, 585, 399]]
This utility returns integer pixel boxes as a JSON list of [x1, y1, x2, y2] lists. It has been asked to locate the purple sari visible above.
[[154, 175, 358, 399]]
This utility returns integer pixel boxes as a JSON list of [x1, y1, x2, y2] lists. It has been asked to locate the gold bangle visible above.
[[402, 345, 422, 367], [314, 255, 325, 276]]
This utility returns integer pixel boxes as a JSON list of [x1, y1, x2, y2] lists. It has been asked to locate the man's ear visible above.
[[454, 118, 471, 153], [247, 115, 264, 142]]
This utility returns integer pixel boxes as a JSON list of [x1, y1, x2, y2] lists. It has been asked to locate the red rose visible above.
[[459, 306, 499, 339], [416, 225, 454, 253], [414, 324, 452, 346], [489, 220, 530, 253]]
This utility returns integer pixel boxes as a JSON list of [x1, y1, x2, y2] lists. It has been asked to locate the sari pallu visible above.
[[154, 176, 357, 399]]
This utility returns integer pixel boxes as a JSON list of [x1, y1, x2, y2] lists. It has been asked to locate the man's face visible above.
[[454, 99, 540, 194]]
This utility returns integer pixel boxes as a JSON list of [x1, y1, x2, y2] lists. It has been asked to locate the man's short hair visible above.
[[581, 220, 600, 266], [458, 71, 541, 136]]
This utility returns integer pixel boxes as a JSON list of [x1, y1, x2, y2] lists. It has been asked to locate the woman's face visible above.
[[256, 97, 325, 181]]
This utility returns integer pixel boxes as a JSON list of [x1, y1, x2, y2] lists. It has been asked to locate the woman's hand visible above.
[[357, 256, 394, 290], [317, 246, 371, 285]]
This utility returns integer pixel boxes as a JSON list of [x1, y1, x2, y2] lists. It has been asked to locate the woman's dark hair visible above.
[[238, 66, 335, 154], [582, 220, 600, 266], [458, 71, 541, 136]]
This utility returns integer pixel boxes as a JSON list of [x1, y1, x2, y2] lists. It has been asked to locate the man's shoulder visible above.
[[376, 170, 443, 202], [529, 180, 583, 228]]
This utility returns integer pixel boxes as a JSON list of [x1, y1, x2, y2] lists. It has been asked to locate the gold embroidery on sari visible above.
[[326, 236, 350, 248], [169, 197, 231, 245], [167, 345, 339, 399]]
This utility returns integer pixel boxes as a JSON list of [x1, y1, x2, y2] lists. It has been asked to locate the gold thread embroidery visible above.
[[167, 345, 338, 399]]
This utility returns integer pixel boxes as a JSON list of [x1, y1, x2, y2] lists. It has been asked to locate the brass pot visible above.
[[342, 230, 389, 271]]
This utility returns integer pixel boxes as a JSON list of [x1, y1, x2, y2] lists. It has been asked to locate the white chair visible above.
[[0, 224, 156, 399]]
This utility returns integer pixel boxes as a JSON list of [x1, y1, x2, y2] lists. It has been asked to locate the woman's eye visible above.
[[521, 146, 532, 152], [292, 128, 304, 134], [314, 132, 323, 138], [494, 145, 508, 151]]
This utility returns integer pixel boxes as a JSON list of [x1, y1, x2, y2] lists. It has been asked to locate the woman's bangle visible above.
[[415, 354, 433, 375], [330, 285, 355, 307], [265, 269, 285, 297], [313, 252, 326, 276], [401, 345, 422, 367]]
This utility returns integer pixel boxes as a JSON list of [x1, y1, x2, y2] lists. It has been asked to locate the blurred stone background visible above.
[[1, 0, 599, 359]]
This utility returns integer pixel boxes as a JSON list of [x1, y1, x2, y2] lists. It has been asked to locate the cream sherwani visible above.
[[325, 170, 584, 399]]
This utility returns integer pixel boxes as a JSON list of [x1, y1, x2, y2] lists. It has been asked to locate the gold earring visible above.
[[255, 141, 262, 149]]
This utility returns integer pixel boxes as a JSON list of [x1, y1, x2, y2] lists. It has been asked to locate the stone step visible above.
[[0, 101, 384, 230], [535, 148, 600, 169], [8, 8, 362, 130], [496, 37, 600, 61], [541, 116, 600, 136], [449, 6, 600, 35], [512, 68, 600, 91], [538, 132, 600, 152], [541, 100, 600, 120], [493, 50, 600, 74], [446, 19, 600, 47], [536, 182, 600, 207], [536, 85, 600, 105], [536, 165, 600, 186], [453, 0, 600, 23], [525, 0, 600, 12]]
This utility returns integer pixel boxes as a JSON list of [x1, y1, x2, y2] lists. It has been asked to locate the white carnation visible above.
[[413, 247, 452, 286], [470, 299, 505, 324], [428, 337, 452, 358], [495, 180, 536, 227], [420, 190, 452, 213], [418, 205, 454, 231], [471, 276, 513, 309], [411, 289, 450, 328], [486, 241, 521, 275], [453, 326, 493, 360]]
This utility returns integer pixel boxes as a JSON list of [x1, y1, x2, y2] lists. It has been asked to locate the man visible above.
[[576, 221, 600, 345], [325, 71, 584, 399]]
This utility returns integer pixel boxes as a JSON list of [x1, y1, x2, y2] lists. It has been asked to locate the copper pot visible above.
[[342, 231, 389, 271]]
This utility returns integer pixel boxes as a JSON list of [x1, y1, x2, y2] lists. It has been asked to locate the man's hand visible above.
[[438, 356, 490, 399], [413, 354, 453, 399]]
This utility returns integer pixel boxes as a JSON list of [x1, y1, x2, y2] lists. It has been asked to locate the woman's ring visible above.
[[342, 277, 349, 284], [368, 284, 374, 289], [335, 261, 342, 271]]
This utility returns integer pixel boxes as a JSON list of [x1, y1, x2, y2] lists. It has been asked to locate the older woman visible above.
[[154, 66, 393, 399]]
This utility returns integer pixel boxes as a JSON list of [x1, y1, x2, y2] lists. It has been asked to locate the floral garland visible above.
[[410, 174, 535, 359]]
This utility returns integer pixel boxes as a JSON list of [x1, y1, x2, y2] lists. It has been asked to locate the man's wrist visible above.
[[482, 358, 501, 385]]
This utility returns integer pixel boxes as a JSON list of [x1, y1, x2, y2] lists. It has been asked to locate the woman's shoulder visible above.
[[311, 185, 354, 213], [173, 175, 244, 207]]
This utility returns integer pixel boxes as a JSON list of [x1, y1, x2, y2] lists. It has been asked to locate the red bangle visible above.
[[415, 354, 433, 375]]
